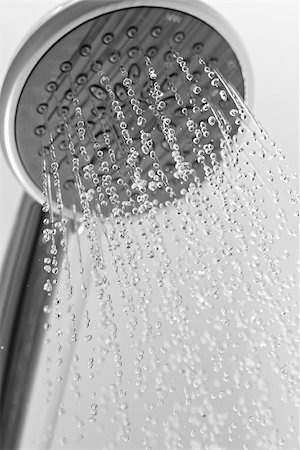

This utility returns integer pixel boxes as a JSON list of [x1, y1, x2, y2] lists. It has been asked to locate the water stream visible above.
[[38, 48, 299, 449]]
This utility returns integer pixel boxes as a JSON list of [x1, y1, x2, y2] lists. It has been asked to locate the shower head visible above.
[[0, 0, 253, 217]]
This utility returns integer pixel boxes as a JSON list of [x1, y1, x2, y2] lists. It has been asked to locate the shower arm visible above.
[[0, 195, 43, 449]]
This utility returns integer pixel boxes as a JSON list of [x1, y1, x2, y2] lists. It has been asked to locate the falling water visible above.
[[38, 45, 299, 450]]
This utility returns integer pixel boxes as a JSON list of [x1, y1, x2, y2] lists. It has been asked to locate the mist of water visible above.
[[39, 48, 299, 450]]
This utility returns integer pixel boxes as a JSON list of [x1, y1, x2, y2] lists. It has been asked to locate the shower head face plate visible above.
[[8, 3, 246, 215]]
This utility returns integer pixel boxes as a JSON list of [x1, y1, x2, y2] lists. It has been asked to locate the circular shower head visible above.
[[0, 0, 253, 216]]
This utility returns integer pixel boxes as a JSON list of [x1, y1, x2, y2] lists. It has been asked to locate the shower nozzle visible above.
[[0, 0, 252, 217]]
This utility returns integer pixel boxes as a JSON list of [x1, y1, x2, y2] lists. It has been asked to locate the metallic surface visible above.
[[0, 0, 253, 215], [0, 195, 45, 449]]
